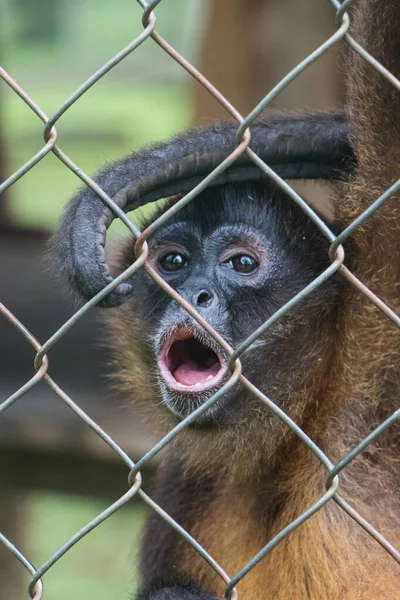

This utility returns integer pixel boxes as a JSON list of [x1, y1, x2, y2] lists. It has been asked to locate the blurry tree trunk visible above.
[[194, 0, 345, 124], [193, 0, 256, 123], [0, 490, 30, 600]]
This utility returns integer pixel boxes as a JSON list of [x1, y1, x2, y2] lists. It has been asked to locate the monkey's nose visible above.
[[195, 289, 214, 307]]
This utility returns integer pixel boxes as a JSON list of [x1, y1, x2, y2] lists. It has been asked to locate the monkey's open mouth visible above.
[[158, 329, 227, 393]]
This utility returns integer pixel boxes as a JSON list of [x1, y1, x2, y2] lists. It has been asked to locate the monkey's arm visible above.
[[346, 0, 400, 215], [336, 1, 400, 285]]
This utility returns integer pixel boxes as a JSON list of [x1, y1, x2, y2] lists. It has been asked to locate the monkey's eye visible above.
[[159, 252, 188, 272], [226, 254, 259, 274]]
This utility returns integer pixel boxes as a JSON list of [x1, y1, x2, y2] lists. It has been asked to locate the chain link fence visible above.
[[1, 0, 399, 598]]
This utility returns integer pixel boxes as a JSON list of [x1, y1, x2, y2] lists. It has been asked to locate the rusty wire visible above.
[[1, 0, 399, 598]]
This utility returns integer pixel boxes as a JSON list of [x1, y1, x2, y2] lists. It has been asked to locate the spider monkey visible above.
[[52, 0, 399, 598]]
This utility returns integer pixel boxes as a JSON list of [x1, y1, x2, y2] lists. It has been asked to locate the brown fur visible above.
[[106, 1, 400, 597]]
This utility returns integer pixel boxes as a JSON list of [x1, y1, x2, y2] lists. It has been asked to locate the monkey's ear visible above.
[[52, 110, 354, 308]]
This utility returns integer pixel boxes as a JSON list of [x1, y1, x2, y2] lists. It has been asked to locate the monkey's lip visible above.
[[158, 329, 227, 393]]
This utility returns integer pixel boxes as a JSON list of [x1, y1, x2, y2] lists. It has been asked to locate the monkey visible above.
[[51, 1, 400, 598]]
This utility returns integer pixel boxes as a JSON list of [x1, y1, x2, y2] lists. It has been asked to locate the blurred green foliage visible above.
[[1, 0, 204, 229], [4, 82, 191, 230], [28, 491, 146, 600]]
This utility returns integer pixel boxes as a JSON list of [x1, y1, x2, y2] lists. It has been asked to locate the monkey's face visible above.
[[148, 221, 269, 422], [118, 183, 338, 426]]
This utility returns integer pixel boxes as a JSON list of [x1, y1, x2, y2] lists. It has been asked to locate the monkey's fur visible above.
[[53, 1, 399, 598]]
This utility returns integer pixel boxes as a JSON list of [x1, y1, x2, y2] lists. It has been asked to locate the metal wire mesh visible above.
[[1, 0, 399, 598]]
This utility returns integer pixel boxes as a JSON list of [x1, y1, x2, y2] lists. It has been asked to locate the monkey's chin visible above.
[[159, 384, 226, 427]]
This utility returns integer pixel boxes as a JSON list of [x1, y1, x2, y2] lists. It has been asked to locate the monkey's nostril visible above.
[[197, 290, 213, 307]]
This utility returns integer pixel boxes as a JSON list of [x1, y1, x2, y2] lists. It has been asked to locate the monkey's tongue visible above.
[[173, 360, 220, 386], [160, 331, 226, 392]]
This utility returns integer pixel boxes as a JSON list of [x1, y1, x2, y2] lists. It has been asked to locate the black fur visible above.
[[139, 583, 220, 600], [137, 462, 217, 599]]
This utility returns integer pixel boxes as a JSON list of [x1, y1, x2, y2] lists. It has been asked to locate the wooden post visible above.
[[193, 0, 257, 123], [193, 0, 344, 124], [0, 490, 29, 600]]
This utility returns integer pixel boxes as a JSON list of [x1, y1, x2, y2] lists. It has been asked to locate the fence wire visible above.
[[1, 0, 399, 598]]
